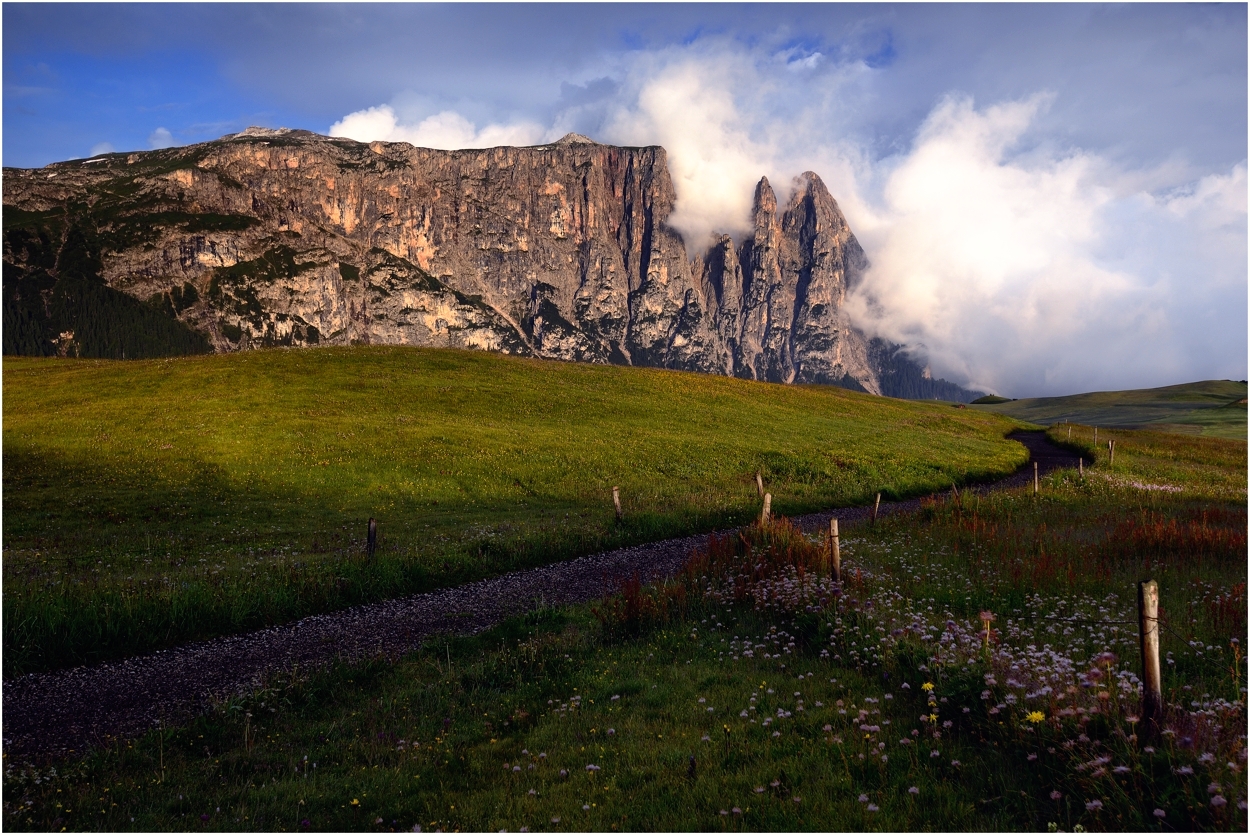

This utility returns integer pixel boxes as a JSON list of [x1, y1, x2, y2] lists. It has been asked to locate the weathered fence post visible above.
[[871, 492, 881, 524], [829, 518, 841, 583], [1034, 461, 1039, 495], [1108, 439, 1115, 467], [761, 493, 772, 525], [1093, 427, 1098, 447], [1079, 457, 1084, 478], [1068, 425, 1072, 441], [613, 486, 623, 522], [367, 517, 377, 561], [1138, 580, 1163, 743], [756, 471, 764, 498]]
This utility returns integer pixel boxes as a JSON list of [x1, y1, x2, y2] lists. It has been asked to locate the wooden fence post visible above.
[[1138, 580, 1163, 743], [829, 518, 841, 583], [1108, 440, 1115, 467], [1094, 427, 1098, 447], [367, 517, 377, 561], [1079, 457, 1084, 478], [756, 471, 764, 498], [1067, 425, 1072, 441], [613, 486, 622, 522], [1033, 461, 1039, 495], [871, 493, 881, 524], [761, 493, 772, 525]]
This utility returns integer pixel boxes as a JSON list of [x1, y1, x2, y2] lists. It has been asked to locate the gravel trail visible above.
[[3, 430, 1079, 761]]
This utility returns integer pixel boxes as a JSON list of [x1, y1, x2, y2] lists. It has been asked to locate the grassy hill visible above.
[[3, 346, 1027, 674], [970, 380, 1246, 439]]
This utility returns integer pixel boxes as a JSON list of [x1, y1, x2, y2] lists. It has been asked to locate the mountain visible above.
[[2, 127, 981, 400]]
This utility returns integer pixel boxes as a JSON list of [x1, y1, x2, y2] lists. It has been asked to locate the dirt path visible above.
[[2, 431, 1080, 761]]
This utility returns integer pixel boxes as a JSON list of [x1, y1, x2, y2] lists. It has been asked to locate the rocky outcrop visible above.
[[2, 128, 979, 399]]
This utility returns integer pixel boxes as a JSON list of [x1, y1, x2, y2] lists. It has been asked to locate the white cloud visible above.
[[844, 95, 1247, 395], [600, 48, 777, 247], [328, 104, 546, 150], [88, 141, 114, 157], [148, 127, 175, 149], [326, 38, 1246, 396]]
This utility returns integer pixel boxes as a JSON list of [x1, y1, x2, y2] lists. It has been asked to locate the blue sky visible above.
[[4, 3, 1246, 395]]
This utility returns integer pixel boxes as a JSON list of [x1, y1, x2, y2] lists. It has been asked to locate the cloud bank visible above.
[[328, 37, 1246, 397]]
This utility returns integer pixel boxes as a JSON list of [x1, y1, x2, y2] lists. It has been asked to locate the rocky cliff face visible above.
[[2, 128, 978, 399]]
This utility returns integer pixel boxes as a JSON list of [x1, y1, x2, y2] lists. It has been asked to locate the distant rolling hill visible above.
[[970, 380, 1247, 440]]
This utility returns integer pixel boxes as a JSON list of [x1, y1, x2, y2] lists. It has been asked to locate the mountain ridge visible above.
[[2, 129, 981, 401]]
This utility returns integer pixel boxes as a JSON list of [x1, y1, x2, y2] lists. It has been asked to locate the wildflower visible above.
[[1085, 800, 1103, 811], [922, 682, 935, 692], [606, 728, 615, 735], [858, 794, 868, 803], [732, 807, 742, 815], [701, 734, 710, 742], [1211, 796, 1227, 808], [583, 805, 590, 811], [559, 769, 568, 778], [1208, 783, 1222, 795], [1026, 711, 1046, 724], [1143, 746, 1155, 754], [719, 810, 728, 817], [585, 764, 600, 772], [1028, 754, 1038, 761], [908, 786, 919, 795], [930, 750, 940, 758], [867, 803, 879, 812], [550, 818, 560, 824], [351, 799, 360, 807], [1050, 791, 1062, 801], [1153, 809, 1166, 818], [1113, 766, 1130, 774], [754, 787, 765, 794], [950, 760, 961, 767], [528, 789, 536, 796], [822, 724, 832, 732], [1176, 766, 1194, 776]]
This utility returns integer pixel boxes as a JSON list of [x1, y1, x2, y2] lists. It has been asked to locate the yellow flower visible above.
[[929, 713, 938, 723], [921, 682, 935, 692], [351, 799, 360, 807], [1026, 711, 1046, 724]]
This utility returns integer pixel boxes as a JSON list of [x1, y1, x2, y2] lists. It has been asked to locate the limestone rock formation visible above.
[[2, 129, 979, 400]]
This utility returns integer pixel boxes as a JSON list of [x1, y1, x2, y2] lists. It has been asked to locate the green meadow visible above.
[[3, 346, 1027, 675], [971, 380, 1247, 440], [6, 425, 1244, 832]]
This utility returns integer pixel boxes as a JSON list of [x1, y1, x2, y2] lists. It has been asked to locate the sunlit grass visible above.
[[3, 346, 1027, 674], [6, 426, 1244, 832]]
